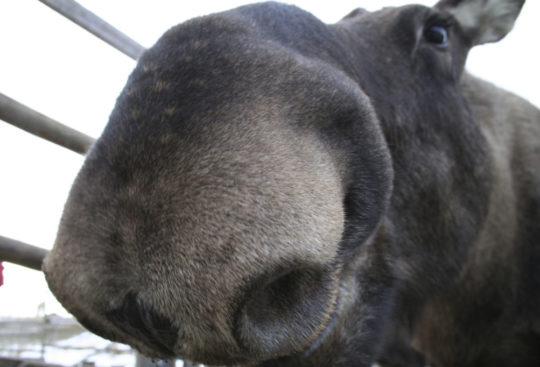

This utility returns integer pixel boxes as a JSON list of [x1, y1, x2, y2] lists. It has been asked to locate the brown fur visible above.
[[412, 74, 540, 367], [43, 1, 539, 366]]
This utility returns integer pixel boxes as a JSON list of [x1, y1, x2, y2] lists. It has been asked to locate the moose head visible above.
[[45, 1, 539, 366]]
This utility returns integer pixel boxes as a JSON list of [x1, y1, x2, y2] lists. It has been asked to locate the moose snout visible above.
[[43, 62, 351, 362]]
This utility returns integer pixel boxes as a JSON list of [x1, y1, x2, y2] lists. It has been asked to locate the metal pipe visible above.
[[0, 236, 49, 271], [0, 93, 95, 155], [38, 0, 146, 60]]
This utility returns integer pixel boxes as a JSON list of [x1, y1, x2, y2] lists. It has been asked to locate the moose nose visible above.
[[235, 266, 340, 358], [106, 292, 178, 357]]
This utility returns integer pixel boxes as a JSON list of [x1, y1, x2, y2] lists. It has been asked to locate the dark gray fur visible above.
[[44, 0, 539, 366]]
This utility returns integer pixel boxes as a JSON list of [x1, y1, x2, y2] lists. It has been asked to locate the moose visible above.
[[43, 0, 539, 366]]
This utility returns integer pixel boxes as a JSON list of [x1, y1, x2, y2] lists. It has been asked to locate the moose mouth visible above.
[[302, 298, 340, 357], [105, 292, 179, 358], [88, 266, 343, 365]]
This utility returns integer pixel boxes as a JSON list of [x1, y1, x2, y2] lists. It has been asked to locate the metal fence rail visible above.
[[38, 0, 146, 60], [0, 93, 95, 155], [1, 0, 147, 155], [0, 236, 48, 271]]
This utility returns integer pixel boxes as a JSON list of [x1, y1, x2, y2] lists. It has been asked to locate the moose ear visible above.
[[435, 0, 525, 45]]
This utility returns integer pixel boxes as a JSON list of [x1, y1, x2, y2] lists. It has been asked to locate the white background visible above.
[[0, 0, 538, 318]]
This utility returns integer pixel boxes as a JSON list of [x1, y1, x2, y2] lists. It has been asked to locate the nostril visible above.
[[235, 266, 340, 359], [247, 270, 314, 323], [107, 292, 178, 357]]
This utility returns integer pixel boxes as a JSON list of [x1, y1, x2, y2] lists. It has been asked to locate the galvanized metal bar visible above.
[[38, 0, 146, 60], [0, 93, 95, 155], [0, 236, 49, 271]]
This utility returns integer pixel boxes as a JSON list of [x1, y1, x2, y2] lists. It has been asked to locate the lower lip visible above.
[[302, 293, 340, 357]]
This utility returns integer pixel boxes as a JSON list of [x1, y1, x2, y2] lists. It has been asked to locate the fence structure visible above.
[[0, 1, 199, 367], [0, 0, 144, 271]]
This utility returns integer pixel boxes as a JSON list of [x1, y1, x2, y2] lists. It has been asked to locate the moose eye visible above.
[[424, 25, 449, 48]]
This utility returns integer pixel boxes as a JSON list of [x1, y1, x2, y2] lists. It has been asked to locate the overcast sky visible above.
[[0, 0, 538, 318]]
